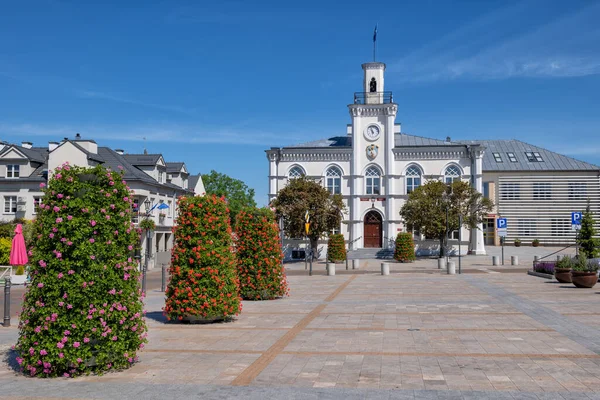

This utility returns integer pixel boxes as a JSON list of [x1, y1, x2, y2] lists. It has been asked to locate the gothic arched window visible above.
[[406, 166, 422, 194], [369, 77, 377, 93], [288, 165, 305, 179], [365, 166, 381, 195], [444, 165, 461, 184], [325, 166, 342, 195]]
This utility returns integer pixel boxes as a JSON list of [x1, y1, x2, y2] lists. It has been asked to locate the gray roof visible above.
[[0, 145, 47, 163], [284, 133, 456, 149], [98, 148, 156, 184], [166, 162, 184, 173], [464, 139, 600, 172], [285, 136, 351, 148], [395, 133, 453, 147], [188, 174, 200, 190], [122, 154, 163, 166]]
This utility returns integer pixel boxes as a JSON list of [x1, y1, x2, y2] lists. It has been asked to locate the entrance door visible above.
[[364, 211, 382, 248]]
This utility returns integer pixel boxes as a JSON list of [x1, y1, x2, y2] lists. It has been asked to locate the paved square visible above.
[[2, 259, 600, 399]]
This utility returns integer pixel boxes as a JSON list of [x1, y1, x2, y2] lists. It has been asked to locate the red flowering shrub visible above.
[[164, 195, 241, 321], [235, 207, 288, 300], [16, 164, 147, 377]]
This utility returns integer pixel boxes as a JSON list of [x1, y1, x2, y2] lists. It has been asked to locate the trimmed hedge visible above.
[[16, 164, 147, 377], [327, 234, 346, 262], [164, 195, 242, 321], [394, 233, 416, 262], [235, 207, 288, 300]]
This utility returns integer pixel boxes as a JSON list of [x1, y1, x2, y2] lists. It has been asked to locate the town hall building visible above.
[[266, 60, 600, 258]]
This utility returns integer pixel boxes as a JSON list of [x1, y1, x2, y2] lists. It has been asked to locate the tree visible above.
[[235, 207, 288, 300], [16, 164, 146, 377], [202, 170, 256, 223], [270, 176, 346, 260], [164, 195, 242, 321], [577, 202, 599, 259], [399, 180, 494, 257]]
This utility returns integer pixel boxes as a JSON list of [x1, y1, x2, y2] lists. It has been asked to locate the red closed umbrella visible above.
[[10, 223, 28, 266]]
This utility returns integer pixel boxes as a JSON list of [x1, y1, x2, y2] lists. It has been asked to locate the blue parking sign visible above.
[[572, 212, 582, 225], [496, 218, 507, 229]]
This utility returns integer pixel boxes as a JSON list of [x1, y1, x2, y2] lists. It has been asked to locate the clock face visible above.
[[364, 125, 380, 141]]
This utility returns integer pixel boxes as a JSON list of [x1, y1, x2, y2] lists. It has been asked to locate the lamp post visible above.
[[142, 198, 152, 295], [442, 184, 452, 264]]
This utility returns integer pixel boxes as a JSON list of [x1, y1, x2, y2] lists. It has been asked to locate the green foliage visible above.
[[532, 238, 540, 246], [16, 265, 25, 275], [577, 203, 599, 259], [326, 234, 346, 262], [164, 195, 242, 320], [0, 237, 11, 265], [572, 254, 599, 272], [556, 256, 575, 270], [16, 164, 147, 377], [394, 233, 416, 262], [399, 180, 494, 256], [235, 207, 288, 300], [270, 176, 346, 257], [0, 219, 36, 249], [201, 170, 257, 223]]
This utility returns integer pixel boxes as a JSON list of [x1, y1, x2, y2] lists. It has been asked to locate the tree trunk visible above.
[[310, 237, 319, 261], [439, 235, 445, 258]]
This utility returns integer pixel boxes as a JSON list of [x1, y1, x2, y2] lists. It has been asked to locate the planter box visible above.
[[10, 275, 27, 285]]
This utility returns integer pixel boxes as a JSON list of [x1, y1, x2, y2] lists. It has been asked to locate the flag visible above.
[[373, 24, 377, 43], [157, 203, 169, 210]]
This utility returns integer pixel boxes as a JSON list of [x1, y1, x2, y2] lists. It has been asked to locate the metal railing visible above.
[[353, 91, 394, 105]]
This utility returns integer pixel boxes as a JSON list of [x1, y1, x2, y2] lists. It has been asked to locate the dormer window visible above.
[[525, 152, 543, 162], [7, 165, 20, 178], [158, 171, 164, 183]]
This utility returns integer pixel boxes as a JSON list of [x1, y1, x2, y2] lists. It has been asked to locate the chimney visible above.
[[115, 149, 124, 155], [75, 133, 82, 140], [22, 141, 33, 149], [49, 141, 59, 151], [445, 136, 451, 143]]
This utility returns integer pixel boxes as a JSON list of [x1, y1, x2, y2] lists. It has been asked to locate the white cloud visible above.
[[390, 2, 600, 82], [75, 90, 196, 115], [0, 122, 293, 146]]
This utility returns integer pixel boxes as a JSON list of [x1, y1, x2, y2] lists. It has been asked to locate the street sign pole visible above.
[[458, 215, 462, 274], [501, 236, 504, 266], [572, 212, 582, 257], [496, 218, 507, 266]]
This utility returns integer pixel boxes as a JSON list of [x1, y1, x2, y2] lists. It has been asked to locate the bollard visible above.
[[3, 277, 11, 327], [381, 262, 390, 276], [492, 256, 499, 266], [327, 262, 336, 276], [557, 255, 561, 261], [438, 258, 445, 269], [161, 264, 167, 292], [447, 261, 456, 275], [345, 258, 348, 270], [352, 259, 360, 270], [511, 255, 519, 266], [534, 255, 540, 263]]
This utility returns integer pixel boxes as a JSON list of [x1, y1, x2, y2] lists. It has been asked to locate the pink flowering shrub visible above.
[[15, 164, 147, 377]]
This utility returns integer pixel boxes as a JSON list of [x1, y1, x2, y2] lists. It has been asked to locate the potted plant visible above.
[[571, 254, 599, 288], [514, 238, 521, 247], [158, 212, 166, 220], [532, 238, 540, 247], [394, 232, 416, 263], [139, 218, 155, 231], [554, 255, 573, 283], [326, 234, 347, 263]]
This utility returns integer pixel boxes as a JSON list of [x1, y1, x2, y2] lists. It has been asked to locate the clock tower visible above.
[[347, 62, 398, 249]]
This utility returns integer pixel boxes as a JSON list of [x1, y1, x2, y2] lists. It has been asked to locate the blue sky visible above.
[[1, 0, 599, 206]]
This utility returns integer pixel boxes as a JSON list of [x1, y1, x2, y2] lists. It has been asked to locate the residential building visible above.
[[0, 135, 206, 269]]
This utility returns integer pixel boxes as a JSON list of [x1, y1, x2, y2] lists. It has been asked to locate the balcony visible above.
[[353, 91, 394, 105]]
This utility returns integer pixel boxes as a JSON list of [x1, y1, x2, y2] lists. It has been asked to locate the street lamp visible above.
[[142, 198, 152, 294], [442, 184, 452, 263]]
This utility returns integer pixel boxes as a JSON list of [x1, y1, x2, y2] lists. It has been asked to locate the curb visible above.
[[527, 270, 554, 280]]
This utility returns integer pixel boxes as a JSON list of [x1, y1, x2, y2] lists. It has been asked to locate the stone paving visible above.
[[1, 253, 600, 399]]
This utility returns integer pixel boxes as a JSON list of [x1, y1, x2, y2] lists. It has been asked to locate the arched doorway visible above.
[[364, 210, 382, 248]]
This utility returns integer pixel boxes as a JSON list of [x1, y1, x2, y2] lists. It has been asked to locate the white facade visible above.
[[267, 61, 486, 256]]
